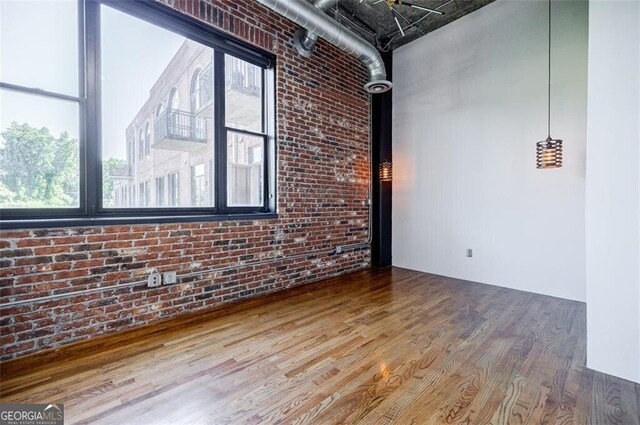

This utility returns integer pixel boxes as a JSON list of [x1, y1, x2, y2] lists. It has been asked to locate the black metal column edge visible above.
[[371, 50, 392, 268]]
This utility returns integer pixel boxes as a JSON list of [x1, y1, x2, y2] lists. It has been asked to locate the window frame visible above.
[[0, 0, 277, 229], [0, 0, 87, 221]]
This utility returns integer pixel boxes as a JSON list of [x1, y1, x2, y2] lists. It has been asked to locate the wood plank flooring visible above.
[[1, 267, 639, 424]]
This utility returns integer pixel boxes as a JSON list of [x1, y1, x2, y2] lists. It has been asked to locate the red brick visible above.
[[1, 0, 371, 361]]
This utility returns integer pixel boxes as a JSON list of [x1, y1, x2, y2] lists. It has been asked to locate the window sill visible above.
[[0, 213, 279, 230]]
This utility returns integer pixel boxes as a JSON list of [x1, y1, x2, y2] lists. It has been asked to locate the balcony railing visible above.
[[153, 109, 208, 152]]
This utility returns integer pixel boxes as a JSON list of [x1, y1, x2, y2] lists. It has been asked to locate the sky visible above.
[[0, 0, 185, 159]]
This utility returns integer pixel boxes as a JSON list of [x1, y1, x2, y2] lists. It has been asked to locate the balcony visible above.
[[153, 109, 208, 152]]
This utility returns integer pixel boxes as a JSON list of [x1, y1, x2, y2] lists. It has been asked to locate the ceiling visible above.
[[328, 0, 495, 50]]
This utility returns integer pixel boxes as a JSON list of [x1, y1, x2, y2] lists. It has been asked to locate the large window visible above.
[[0, 0, 275, 227], [0, 0, 81, 211]]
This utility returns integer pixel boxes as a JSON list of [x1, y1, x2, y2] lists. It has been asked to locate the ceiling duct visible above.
[[291, 0, 337, 58], [256, 0, 393, 94]]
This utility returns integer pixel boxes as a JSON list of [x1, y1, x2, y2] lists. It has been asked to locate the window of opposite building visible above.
[[155, 176, 165, 207], [0, 0, 276, 228], [168, 172, 180, 207]]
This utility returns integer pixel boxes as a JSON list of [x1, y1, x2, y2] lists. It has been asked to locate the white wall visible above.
[[392, 0, 588, 301], [585, 0, 640, 384]]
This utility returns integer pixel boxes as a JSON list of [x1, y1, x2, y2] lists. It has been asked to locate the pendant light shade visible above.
[[536, 137, 563, 169], [379, 161, 392, 182], [537, 0, 563, 169]]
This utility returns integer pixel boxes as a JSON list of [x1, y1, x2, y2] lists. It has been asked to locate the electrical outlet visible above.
[[466, 249, 473, 258], [163, 271, 177, 285], [147, 272, 162, 288]]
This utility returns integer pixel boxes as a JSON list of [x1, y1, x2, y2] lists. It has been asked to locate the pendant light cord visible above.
[[547, 0, 551, 138]]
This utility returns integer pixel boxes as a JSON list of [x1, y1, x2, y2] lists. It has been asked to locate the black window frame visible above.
[[0, 0, 277, 229]]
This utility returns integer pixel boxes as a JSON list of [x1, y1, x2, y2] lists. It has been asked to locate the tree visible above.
[[0, 123, 79, 208], [102, 157, 127, 207]]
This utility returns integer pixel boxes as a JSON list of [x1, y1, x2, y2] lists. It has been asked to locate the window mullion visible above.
[[78, 0, 89, 216], [85, 0, 101, 217], [213, 50, 228, 214], [222, 127, 267, 138], [265, 66, 276, 213], [0, 83, 84, 104], [262, 134, 269, 212]]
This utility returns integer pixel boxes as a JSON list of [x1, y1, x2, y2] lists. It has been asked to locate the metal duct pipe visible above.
[[257, 0, 392, 93], [292, 0, 338, 58], [312, 0, 339, 10]]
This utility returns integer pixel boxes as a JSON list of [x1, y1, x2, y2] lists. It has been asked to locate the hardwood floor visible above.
[[1, 267, 639, 424]]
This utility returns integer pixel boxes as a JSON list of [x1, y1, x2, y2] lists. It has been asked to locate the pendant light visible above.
[[536, 0, 563, 169]]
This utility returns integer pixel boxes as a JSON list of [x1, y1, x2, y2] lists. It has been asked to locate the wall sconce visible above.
[[536, 138, 563, 169], [379, 161, 392, 182]]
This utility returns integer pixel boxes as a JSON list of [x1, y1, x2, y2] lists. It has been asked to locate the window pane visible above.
[[227, 131, 264, 207], [0, 0, 79, 96], [155, 176, 165, 207], [101, 5, 215, 208], [225, 55, 262, 132], [191, 163, 205, 206], [0, 89, 80, 208], [168, 172, 180, 206]]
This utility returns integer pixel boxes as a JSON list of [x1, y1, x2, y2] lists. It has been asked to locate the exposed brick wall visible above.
[[0, 0, 371, 361]]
